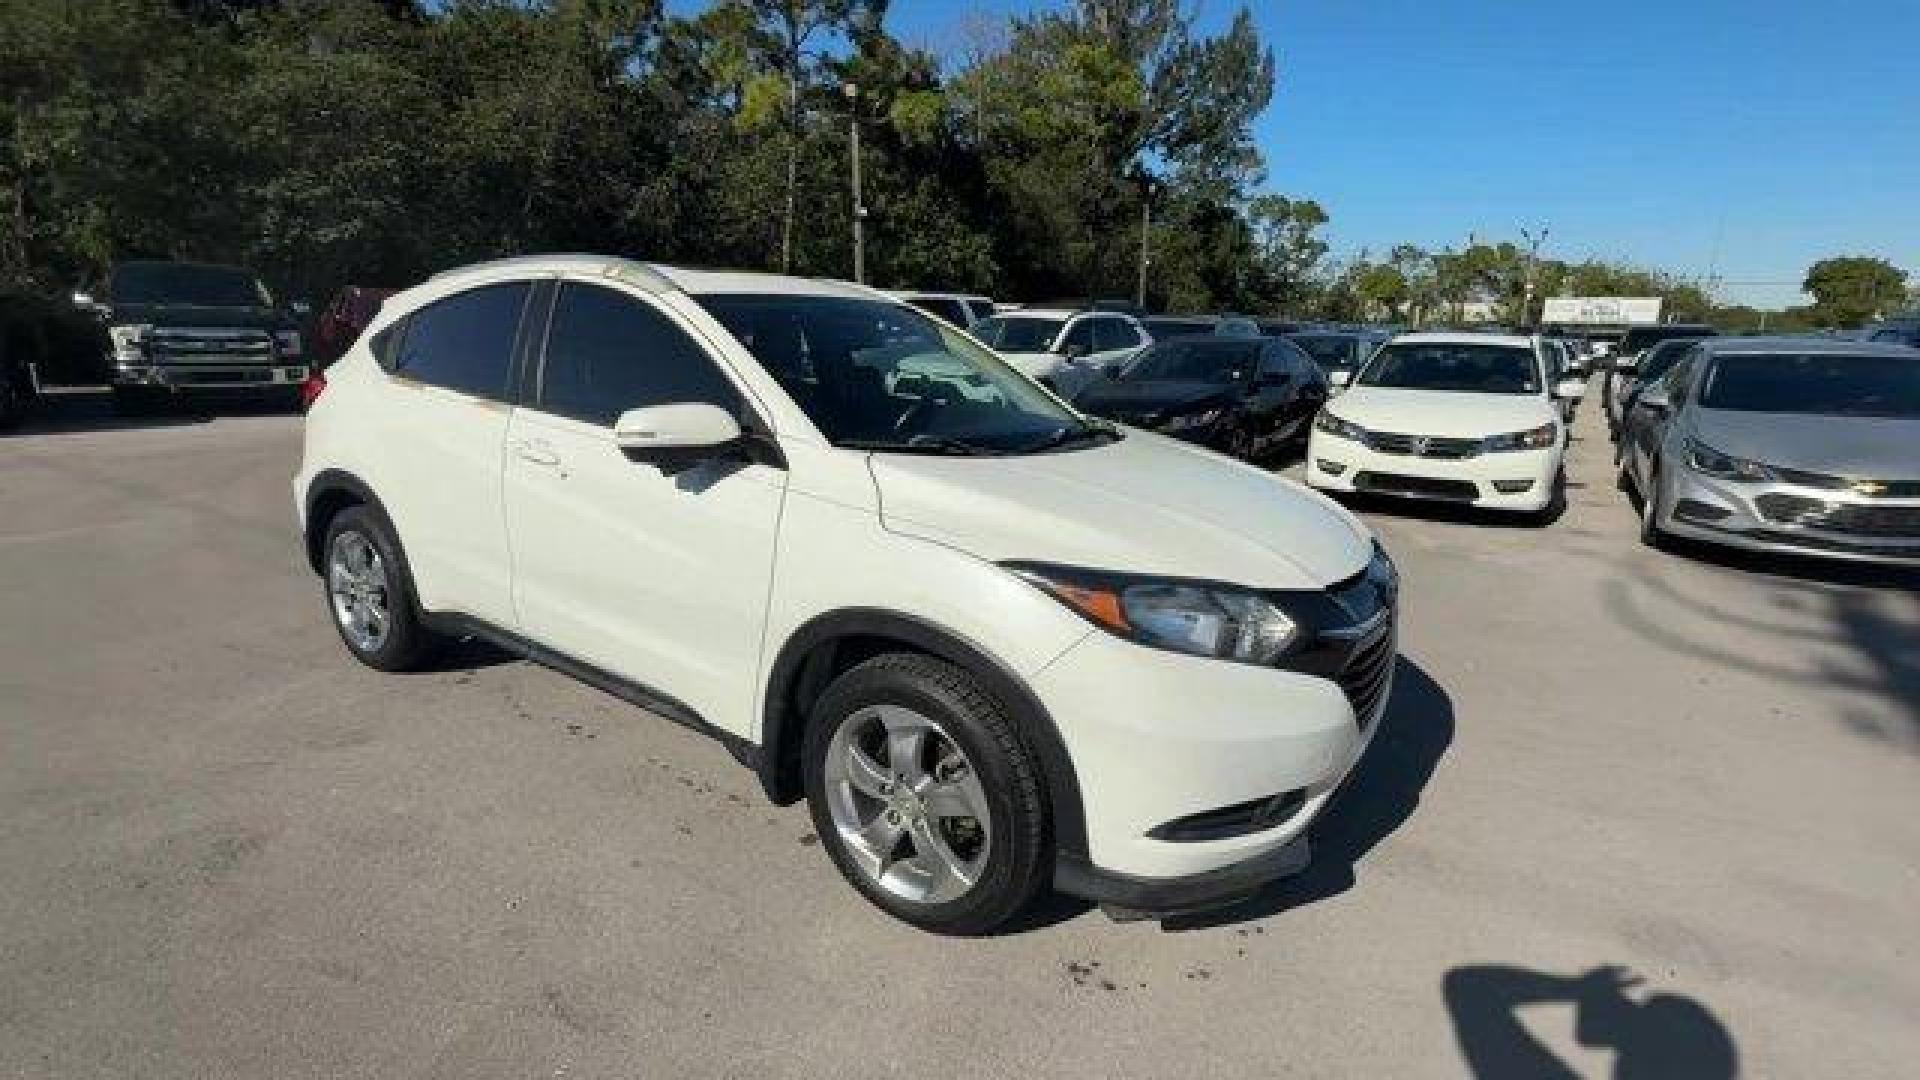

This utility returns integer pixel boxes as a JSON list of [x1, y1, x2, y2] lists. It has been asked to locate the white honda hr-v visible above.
[[296, 254, 1398, 933]]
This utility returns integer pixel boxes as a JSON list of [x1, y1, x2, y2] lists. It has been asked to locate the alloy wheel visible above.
[[328, 530, 392, 653], [822, 704, 991, 905]]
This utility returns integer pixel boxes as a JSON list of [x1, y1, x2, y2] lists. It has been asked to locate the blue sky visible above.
[[869, 0, 1918, 309]]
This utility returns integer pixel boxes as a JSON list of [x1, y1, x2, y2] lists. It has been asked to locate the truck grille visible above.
[[1365, 431, 1484, 459], [147, 328, 275, 364], [1755, 494, 1920, 537]]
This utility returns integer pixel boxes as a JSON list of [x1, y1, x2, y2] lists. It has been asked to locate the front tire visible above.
[[322, 505, 441, 671], [1638, 463, 1671, 551], [803, 653, 1049, 935]]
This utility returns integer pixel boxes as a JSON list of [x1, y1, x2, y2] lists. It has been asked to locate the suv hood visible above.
[[109, 302, 287, 330], [1329, 386, 1555, 437], [870, 431, 1373, 589], [1695, 410, 1920, 480]]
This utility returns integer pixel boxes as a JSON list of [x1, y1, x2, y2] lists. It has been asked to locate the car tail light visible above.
[[299, 370, 327, 411]]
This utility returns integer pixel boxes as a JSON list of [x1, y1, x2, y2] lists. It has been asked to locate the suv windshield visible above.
[[698, 294, 1110, 455], [1124, 339, 1263, 382], [1699, 353, 1920, 417], [109, 263, 270, 308], [971, 315, 1063, 352], [1288, 334, 1361, 371], [1358, 341, 1541, 395]]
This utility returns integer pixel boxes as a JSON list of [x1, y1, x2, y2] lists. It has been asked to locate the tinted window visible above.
[[1635, 338, 1702, 385], [1359, 341, 1542, 395], [1621, 324, 1716, 351], [1092, 318, 1140, 352], [1289, 334, 1359, 371], [972, 316, 1063, 352], [1123, 340, 1264, 382], [396, 282, 529, 398], [1260, 340, 1310, 378], [1061, 319, 1098, 353], [965, 299, 996, 322], [906, 295, 971, 327], [1699, 353, 1920, 417], [538, 283, 737, 426]]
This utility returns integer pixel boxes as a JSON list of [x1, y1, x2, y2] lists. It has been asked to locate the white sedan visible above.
[[1305, 333, 1585, 514]]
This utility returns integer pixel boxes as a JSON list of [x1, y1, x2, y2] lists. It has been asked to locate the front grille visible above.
[[1755, 494, 1920, 537], [1365, 431, 1483, 459], [148, 328, 275, 364], [1354, 471, 1480, 501], [1335, 620, 1395, 731], [1771, 467, 1920, 498], [171, 369, 274, 385]]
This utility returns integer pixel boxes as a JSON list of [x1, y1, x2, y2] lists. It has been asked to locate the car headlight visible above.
[[1482, 422, 1558, 452], [1686, 438, 1774, 482], [1313, 409, 1367, 442], [1162, 406, 1223, 431], [274, 329, 303, 357], [107, 324, 150, 362], [1007, 563, 1299, 665]]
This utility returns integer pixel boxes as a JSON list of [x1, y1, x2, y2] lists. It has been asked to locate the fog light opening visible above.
[[1316, 459, 1347, 476], [1492, 479, 1535, 494]]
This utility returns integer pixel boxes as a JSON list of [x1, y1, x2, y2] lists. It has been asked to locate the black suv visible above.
[[1071, 335, 1327, 462], [77, 261, 309, 414]]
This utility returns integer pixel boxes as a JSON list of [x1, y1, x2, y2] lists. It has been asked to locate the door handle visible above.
[[513, 440, 562, 469]]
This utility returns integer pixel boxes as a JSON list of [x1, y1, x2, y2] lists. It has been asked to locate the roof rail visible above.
[[428, 253, 675, 294]]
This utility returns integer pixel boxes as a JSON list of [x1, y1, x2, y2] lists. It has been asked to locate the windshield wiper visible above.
[[837, 436, 1001, 456], [1017, 422, 1123, 454]]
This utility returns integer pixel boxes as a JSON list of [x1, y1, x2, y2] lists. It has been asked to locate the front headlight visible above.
[[1313, 409, 1367, 442], [1482, 422, 1559, 452], [1686, 438, 1774, 482], [274, 329, 303, 357], [1162, 406, 1223, 431], [107, 324, 151, 362], [1007, 563, 1299, 665]]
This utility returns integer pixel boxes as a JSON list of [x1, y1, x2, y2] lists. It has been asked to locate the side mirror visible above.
[[1059, 340, 1090, 360], [1553, 378, 1587, 401], [1632, 390, 1670, 414], [613, 402, 743, 463], [71, 290, 95, 308], [1612, 354, 1638, 372], [1329, 369, 1353, 389], [291, 301, 312, 317]]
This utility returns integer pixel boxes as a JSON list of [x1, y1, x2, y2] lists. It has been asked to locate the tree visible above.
[[737, 0, 856, 273], [1802, 256, 1908, 328]]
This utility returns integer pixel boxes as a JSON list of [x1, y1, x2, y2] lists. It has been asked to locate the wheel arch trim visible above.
[[758, 607, 1089, 861]]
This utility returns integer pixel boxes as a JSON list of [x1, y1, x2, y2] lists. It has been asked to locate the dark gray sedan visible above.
[[1618, 337, 1920, 565]]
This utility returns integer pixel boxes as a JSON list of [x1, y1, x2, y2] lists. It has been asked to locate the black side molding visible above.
[[422, 611, 763, 774]]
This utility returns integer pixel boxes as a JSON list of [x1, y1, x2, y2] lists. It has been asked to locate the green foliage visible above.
[[1802, 256, 1908, 327]]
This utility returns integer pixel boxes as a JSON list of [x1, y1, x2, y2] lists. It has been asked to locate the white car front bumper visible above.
[[1306, 430, 1561, 512]]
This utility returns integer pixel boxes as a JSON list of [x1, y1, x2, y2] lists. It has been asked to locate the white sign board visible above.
[[1542, 296, 1663, 325]]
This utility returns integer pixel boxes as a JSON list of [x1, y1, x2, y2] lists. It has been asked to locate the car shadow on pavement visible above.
[[0, 387, 296, 438], [1158, 657, 1454, 931], [1443, 963, 1737, 1079]]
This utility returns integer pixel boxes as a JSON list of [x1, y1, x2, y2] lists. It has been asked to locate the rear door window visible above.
[[1061, 318, 1098, 354], [1092, 318, 1141, 352], [395, 282, 530, 399]]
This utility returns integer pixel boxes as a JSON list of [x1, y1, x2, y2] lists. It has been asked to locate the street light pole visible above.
[[1135, 176, 1153, 309], [844, 82, 866, 285], [1520, 224, 1549, 328]]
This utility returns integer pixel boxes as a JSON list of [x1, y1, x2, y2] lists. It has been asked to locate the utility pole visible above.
[[843, 82, 866, 285], [1520, 224, 1550, 328], [1134, 172, 1153, 309]]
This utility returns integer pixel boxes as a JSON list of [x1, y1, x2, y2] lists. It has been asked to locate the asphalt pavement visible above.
[[2, 386, 1916, 1078]]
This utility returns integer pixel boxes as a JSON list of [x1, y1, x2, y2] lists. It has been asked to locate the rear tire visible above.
[[321, 504, 441, 671], [802, 653, 1049, 935]]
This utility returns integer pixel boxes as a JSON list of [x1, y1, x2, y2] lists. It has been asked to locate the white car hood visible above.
[[1329, 387, 1556, 437], [870, 431, 1373, 589]]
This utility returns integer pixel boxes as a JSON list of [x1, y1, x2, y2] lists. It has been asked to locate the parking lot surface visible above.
[[3, 388, 1917, 1079]]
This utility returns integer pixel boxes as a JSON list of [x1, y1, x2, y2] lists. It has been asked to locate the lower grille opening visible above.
[[1148, 789, 1308, 843], [1675, 498, 1732, 523], [1354, 471, 1479, 502]]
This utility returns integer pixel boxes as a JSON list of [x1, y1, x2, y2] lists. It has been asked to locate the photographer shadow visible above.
[[1444, 964, 1736, 1079]]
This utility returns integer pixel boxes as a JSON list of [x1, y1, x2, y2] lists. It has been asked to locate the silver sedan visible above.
[[1618, 337, 1920, 566]]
